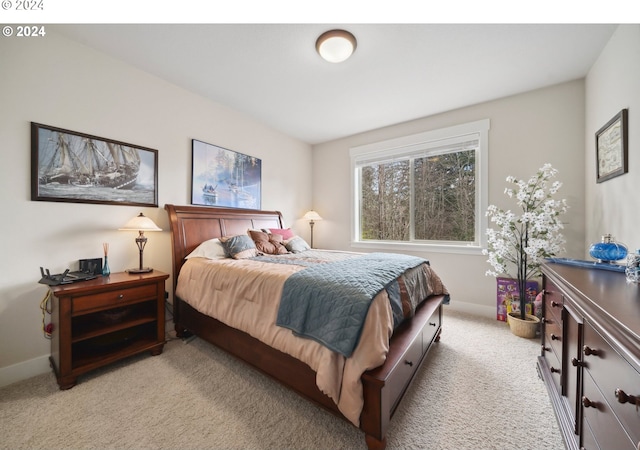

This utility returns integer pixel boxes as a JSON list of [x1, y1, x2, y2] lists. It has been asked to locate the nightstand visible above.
[[48, 271, 169, 389]]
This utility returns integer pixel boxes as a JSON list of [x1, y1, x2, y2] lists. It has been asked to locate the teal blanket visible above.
[[275, 252, 427, 357]]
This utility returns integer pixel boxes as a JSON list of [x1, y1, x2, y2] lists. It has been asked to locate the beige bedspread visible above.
[[175, 250, 448, 425]]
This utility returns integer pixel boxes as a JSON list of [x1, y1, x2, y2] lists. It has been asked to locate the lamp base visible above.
[[126, 267, 154, 274]]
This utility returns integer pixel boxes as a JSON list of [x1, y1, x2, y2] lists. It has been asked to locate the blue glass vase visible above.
[[589, 234, 627, 263], [102, 256, 111, 276]]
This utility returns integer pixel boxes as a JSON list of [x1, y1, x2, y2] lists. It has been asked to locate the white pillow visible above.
[[185, 238, 227, 260], [284, 236, 311, 253]]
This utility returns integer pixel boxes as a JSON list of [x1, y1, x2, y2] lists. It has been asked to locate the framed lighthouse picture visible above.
[[31, 122, 158, 207], [191, 139, 261, 209]]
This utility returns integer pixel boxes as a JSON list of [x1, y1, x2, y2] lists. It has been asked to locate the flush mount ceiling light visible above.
[[315, 29, 357, 63]]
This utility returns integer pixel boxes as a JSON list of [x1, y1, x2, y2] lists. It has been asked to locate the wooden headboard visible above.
[[164, 204, 284, 294]]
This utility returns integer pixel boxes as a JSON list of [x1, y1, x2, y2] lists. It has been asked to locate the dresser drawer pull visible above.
[[582, 396, 598, 409], [429, 322, 437, 327], [583, 345, 599, 357], [571, 357, 584, 367], [541, 345, 551, 352], [550, 334, 561, 341], [404, 360, 413, 367], [550, 300, 561, 308], [117, 294, 124, 300], [550, 367, 561, 374], [615, 389, 640, 409], [541, 317, 553, 325]]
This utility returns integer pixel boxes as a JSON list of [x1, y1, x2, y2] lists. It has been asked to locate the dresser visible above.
[[538, 263, 640, 450], [48, 271, 169, 389]]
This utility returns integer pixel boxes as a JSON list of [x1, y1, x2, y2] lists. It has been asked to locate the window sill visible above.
[[350, 240, 484, 255]]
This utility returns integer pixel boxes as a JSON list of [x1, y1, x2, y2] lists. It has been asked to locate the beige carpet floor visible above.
[[0, 309, 564, 449]]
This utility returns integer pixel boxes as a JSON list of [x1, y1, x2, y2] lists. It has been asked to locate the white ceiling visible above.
[[53, 24, 617, 145]]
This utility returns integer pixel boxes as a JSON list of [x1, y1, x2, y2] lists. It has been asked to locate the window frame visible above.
[[349, 119, 490, 255]]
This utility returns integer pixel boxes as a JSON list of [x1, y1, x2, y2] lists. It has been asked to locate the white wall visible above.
[[0, 32, 313, 385], [585, 25, 640, 254], [311, 80, 587, 316]]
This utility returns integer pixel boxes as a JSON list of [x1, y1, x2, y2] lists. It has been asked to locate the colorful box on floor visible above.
[[496, 277, 538, 321]]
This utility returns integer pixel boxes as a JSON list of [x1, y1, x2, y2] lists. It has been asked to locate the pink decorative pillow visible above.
[[269, 228, 295, 240]]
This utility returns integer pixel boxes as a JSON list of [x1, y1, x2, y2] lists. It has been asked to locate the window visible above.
[[350, 119, 489, 254]]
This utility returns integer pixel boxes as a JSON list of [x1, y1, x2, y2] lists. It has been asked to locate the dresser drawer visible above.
[[582, 371, 636, 450], [72, 284, 158, 315], [583, 323, 640, 445], [580, 416, 600, 450], [542, 342, 562, 394], [543, 315, 563, 360], [544, 283, 564, 324]]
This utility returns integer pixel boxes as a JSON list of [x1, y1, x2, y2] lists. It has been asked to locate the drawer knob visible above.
[[583, 346, 599, 357], [571, 357, 584, 367], [615, 389, 640, 407], [429, 322, 437, 327], [550, 367, 561, 374], [117, 294, 124, 300], [550, 301, 561, 308], [541, 345, 551, 352], [551, 334, 560, 341], [542, 317, 553, 325], [582, 396, 598, 409], [404, 360, 413, 367]]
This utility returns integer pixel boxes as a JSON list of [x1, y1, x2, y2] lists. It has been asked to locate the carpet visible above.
[[0, 309, 563, 449]]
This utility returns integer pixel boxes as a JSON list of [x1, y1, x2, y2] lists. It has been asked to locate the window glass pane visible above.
[[360, 160, 410, 241], [350, 119, 488, 251], [414, 150, 476, 242]]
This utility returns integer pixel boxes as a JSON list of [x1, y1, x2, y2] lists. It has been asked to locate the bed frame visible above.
[[165, 204, 445, 449]]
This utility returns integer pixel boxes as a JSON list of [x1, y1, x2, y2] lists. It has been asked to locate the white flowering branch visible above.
[[483, 164, 568, 320]]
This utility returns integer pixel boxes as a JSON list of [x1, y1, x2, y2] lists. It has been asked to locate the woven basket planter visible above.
[[507, 313, 540, 339]]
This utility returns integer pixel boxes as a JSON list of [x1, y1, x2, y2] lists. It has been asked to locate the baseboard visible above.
[[0, 354, 51, 388], [444, 300, 496, 319]]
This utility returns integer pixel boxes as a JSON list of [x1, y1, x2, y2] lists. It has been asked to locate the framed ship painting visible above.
[[31, 123, 158, 207], [191, 139, 261, 209]]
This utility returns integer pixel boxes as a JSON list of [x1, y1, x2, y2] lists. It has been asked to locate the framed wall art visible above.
[[595, 109, 628, 183], [31, 122, 158, 206], [191, 139, 261, 209]]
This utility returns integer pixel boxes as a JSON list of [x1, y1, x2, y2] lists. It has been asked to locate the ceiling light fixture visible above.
[[315, 29, 357, 63]]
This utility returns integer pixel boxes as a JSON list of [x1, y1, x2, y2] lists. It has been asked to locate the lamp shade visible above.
[[303, 210, 323, 221], [316, 30, 357, 63], [119, 213, 162, 231]]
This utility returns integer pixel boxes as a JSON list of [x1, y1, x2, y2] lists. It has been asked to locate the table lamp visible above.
[[119, 213, 161, 273]]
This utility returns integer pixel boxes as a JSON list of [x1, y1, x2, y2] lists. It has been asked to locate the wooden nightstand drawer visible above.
[[72, 284, 158, 315], [583, 322, 640, 445]]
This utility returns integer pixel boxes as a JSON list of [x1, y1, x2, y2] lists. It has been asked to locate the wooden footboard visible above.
[[361, 294, 442, 448], [165, 204, 445, 449]]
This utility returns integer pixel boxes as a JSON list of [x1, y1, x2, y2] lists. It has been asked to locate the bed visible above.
[[165, 204, 449, 449]]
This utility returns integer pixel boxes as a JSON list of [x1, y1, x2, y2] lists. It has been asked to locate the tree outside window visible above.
[[359, 150, 476, 243]]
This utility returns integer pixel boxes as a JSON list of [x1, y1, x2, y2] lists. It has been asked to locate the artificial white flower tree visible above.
[[483, 164, 569, 320]]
